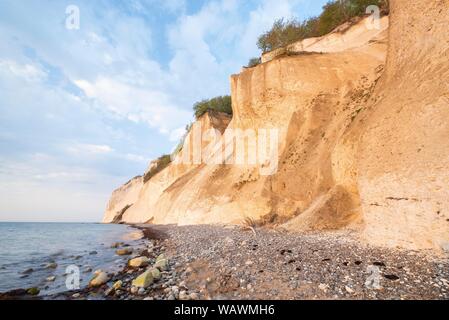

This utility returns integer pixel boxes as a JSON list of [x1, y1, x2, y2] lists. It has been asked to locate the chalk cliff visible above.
[[104, 0, 449, 252]]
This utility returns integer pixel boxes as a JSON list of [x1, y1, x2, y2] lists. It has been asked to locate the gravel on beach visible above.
[[2, 224, 448, 300]]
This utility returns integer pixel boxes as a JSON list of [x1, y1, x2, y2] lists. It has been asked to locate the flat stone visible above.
[[345, 286, 355, 294], [116, 248, 132, 256], [89, 271, 109, 287], [128, 256, 150, 268], [111, 242, 124, 248], [21, 268, 34, 274], [45, 262, 57, 269]]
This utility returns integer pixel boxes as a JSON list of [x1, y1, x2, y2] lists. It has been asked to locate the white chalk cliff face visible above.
[[102, 176, 143, 223], [104, 0, 449, 252]]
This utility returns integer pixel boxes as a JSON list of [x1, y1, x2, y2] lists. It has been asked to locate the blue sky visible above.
[[0, 0, 327, 222]]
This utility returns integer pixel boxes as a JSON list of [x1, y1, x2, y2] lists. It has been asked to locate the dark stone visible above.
[[343, 262, 349, 266], [21, 268, 34, 274], [354, 261, 362, 265], [384, 274, 400, 281], [27, 287, 40, 296], [373, 261, 386, 267], [89, 251, 98, 255], [4, 289, 27, 296]]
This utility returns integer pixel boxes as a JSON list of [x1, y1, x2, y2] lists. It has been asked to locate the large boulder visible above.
[[116, 248, 132, 256], [150, 268, 161, 280], [89, 271, 109, 287], [132, 270, 154, 288], [128, 256, 150, 268], [27, 287, 40, 296], [154, 258, 168, 271]]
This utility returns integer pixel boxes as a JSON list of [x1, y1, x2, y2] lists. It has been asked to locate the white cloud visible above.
[[120, 153, 148, 163], [161, 0, 187, 13], [66, 143, 114, 156], [33, 171, 89, 181], [0, 59, 47, 82], [65, 143, 148, 164], [74, 77, 191, 133]]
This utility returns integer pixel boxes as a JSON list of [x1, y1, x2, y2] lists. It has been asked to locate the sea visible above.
[[0, 222, 145, 295]]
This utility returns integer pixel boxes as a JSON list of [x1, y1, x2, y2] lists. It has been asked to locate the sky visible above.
[[0, 0, 328, 222]]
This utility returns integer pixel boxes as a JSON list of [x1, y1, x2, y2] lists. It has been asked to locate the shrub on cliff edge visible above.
[[143, 155, 172, 183], [257, 0, 389, 53], [193, 95, 232, 120], [247, 57, 262, 68]]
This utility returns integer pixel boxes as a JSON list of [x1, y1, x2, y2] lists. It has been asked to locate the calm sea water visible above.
[[0, 222, 145, 295]]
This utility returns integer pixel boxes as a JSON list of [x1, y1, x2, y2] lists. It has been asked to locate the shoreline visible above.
[[0, 223, 153, 301], [1, 223, 448, 300]]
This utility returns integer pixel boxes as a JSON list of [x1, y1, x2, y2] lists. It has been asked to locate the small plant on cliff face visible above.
[[247, 57, 262, 68], [193, 95, 232, 120], [143, 154, 172, 183], [257, 0, 389, 53], [172, 122, 193, 157]]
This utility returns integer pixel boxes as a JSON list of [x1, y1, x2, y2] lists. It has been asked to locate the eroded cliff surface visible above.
[[104, 0, 449, 252], [354, 0, 449, 250]]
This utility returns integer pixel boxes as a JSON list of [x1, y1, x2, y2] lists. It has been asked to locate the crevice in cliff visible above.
[[111, 204, 132, 224]]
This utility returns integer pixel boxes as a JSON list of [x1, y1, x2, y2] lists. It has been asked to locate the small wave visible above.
[[49, 249, 65, 257]]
